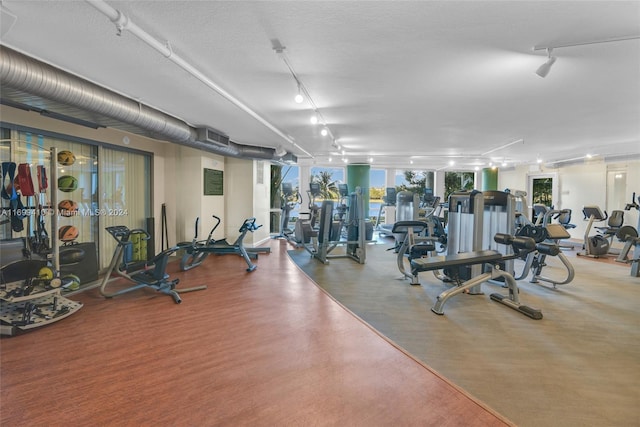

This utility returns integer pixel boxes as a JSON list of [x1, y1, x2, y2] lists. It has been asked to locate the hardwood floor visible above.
[[0, 240, 511, 426]]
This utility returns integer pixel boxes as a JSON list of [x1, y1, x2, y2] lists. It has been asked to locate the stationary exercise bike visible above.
[[180, 215, 269, 272], [100, 226, 206, 304], [580, 206, 614, 257]]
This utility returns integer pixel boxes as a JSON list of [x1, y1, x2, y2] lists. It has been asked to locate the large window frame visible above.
[[0, 123, 152, 270]]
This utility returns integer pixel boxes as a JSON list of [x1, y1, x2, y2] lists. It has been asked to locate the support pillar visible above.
[[482, 168, 498, 191], [347, 164, 371, 218]]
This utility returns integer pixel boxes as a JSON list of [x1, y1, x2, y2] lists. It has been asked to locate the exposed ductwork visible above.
[[0, 45, 278, 160]]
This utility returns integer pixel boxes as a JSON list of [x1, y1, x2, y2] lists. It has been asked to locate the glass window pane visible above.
[[100, 147, 151, 267], [310, 166, 344, 200]]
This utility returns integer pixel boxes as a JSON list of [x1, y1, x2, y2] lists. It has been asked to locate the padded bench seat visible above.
[[410, 249, 502, 273]]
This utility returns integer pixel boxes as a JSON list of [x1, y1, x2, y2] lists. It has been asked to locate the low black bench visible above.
[[411, 250, 502, 275]]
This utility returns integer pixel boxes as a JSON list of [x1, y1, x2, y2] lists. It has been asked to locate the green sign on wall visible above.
[[203, 168, 223, 196]]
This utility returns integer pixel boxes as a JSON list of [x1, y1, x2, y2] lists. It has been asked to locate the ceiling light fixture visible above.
[[535, 48, 556, 78], [533, 34, 640, 78], [294, 84, 304, 104], [321, 128, 329, 137], [272, 39, 337, 147], [88, 3, 313, 158]]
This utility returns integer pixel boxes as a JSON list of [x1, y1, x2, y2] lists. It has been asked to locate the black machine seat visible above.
[[411, 250, 502, 274], [556, 209, 576, 230], [596, 210, 624, 237], [129, 246, 178, 283], [391, 221, 428, 234]]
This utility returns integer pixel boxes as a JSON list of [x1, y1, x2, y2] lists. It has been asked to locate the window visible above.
[[444, 171, 475, 201], [310, 166, 345, 200], [1, 126, 151, 270], [396, 169, 428, 196], [99, 147, 152, 267], [369, 168, 386, 222]]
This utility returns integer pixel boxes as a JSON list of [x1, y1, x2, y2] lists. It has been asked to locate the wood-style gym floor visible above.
[[0, 239, 511, 426]]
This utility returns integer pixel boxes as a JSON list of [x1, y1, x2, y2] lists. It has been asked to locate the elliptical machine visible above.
[[100, 226, 206, 304], [294, 182, 321, 244], [277, 182, 301, 244]]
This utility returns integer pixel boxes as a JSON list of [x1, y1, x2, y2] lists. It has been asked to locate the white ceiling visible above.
[[1, 1, 639, 170]]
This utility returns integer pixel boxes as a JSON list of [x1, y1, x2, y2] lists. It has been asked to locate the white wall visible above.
[[224, 157, 271, 247], [499, 158, 640, 242]]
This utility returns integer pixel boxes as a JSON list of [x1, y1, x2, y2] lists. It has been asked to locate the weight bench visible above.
[[410, 234, 542, 319]]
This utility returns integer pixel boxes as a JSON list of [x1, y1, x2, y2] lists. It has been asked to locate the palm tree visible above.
[[311, 171, 339, 199]]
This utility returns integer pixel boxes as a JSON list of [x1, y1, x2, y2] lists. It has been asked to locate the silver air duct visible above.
[[0, 45, 276, 160]]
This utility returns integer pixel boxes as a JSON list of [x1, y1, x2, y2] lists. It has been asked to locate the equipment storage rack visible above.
[[1, 145, 83, 336]]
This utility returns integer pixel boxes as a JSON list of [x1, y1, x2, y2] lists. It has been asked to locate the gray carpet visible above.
[[288, 237, 640, 427]]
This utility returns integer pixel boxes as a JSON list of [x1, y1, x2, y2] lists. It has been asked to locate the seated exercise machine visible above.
[[532, 203, 550, 225], [391, 221, 437, 285], [180, 216, 269, 272], [100, 226, 206, 304], [515, 218, 575, 289], [579, 206, 620, 257], [410, 233, 543, 319]]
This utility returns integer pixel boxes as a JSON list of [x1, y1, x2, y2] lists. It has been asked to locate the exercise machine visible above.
[[515, 215, 575, 288], [391, 220, 436, 285], [276, 182, 301, 244], [293, 182, 322, 244], [579, 206, 614, 257], [410, 233, 542, 319], [374, 187, 397, 236], [100, 226, 206, 304], [482, 190, 517, 276], [391, 190, 421, 243], [615, 192, 640, 276], [504, 188, 529, 233], [180, 216, 269, 272], [303, 187, 370, 264]]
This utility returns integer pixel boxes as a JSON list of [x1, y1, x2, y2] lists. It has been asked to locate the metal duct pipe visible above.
[[0, 45, 193, 143], [0, 45, 276, 160]]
